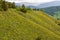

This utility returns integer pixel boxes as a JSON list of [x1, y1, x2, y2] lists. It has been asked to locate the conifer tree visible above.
[[20, 4, 27, 13], [12, 2, 16, 8], [1, 0, 8, 11]]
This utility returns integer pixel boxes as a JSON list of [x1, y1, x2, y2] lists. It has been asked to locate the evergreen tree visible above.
[[0, 0, 3, 11], [22, 4, 25, 9], [20, 4, 27, 13], [1, 0, 8, 11], [7, 2, 12, 8], [12, 2, 16, 8]]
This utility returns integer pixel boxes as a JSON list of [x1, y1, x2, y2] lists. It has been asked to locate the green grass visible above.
[[0, 9, 60, 40]]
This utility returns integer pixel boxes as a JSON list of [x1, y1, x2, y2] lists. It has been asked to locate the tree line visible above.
[[0, 0, 16, 11], [0, 0, 29, 13], [0, 0, 43, 13]]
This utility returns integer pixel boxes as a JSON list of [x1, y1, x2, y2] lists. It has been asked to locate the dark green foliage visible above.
[[11, 2, 16, 8], [1, 1, 8, 11], [15, 4, 25, 12], [58, 23, 60, 26], [16, 6, 31, 12], [36, 37, 41, 40], [20, 8, 27, 13], [22, 4, 25, 8], [33, 8, 40, 11], [39, 9, 44, 11], [7, 2, 12, 8], [20, 4, 27, 13], [0, 0, 16, 11], [37, 9, 40, 11], [33, 8, 37, 11], [0, 3, 3, 11], [6, 2, 16, 8]]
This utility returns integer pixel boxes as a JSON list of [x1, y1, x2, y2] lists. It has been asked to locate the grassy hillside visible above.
[[0, 9, 60, 40]]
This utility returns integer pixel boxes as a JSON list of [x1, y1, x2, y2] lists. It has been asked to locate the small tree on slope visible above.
[[1, 0, 8, 11]]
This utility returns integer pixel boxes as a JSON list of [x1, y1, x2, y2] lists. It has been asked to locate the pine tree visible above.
[[1, 0, 8, 11], [20, 4, 27, 13], [0, 0, 3, 11], [12, 2, 16, 8]]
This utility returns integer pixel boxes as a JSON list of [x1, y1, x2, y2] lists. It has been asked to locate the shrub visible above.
[[11, 2, 16, 8], [20, 8, 27, 13], [20, 4, 27, 13], [36, 37, 41, 40]]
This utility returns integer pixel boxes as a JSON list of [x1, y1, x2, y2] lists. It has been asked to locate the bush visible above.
[[36, 37, 41, 40], [0, 0, 16, 11], [20, 8, 27, 13], [11, 2, 16, 8], [20, 4, 27, 13]]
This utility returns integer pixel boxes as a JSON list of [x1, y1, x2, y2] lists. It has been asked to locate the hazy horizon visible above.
[[5, 0, 60, 4]]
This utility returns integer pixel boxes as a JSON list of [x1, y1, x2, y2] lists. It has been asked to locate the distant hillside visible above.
[[41, 6, 60, 20], [53, 11, 60, 20], [42, 6, 60, 15], [37, 1, 60, 8], [15, 1, 60, 9], [0, 9, 60, 40]]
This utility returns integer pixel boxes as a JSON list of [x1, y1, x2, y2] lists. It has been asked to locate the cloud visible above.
[[55, 0, 60, 1], [6, 0, 54, 3]]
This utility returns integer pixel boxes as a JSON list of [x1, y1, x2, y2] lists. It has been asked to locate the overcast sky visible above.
[[5, 0, 60, 4]]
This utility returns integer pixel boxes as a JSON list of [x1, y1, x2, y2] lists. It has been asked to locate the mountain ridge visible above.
[[37, 1, 60, 8], [15, 1, 60, 8]]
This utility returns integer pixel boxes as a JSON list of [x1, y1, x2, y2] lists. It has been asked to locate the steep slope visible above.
[[0, 9, 60, 40], [19, 10, 60, 36]]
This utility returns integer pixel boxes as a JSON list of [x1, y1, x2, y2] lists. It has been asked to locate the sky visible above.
[[5, 0, 60, 4]]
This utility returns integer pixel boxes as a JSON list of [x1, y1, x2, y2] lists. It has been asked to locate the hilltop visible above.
[[0, 0, 60, 40], [0, 9, 60, 40]]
